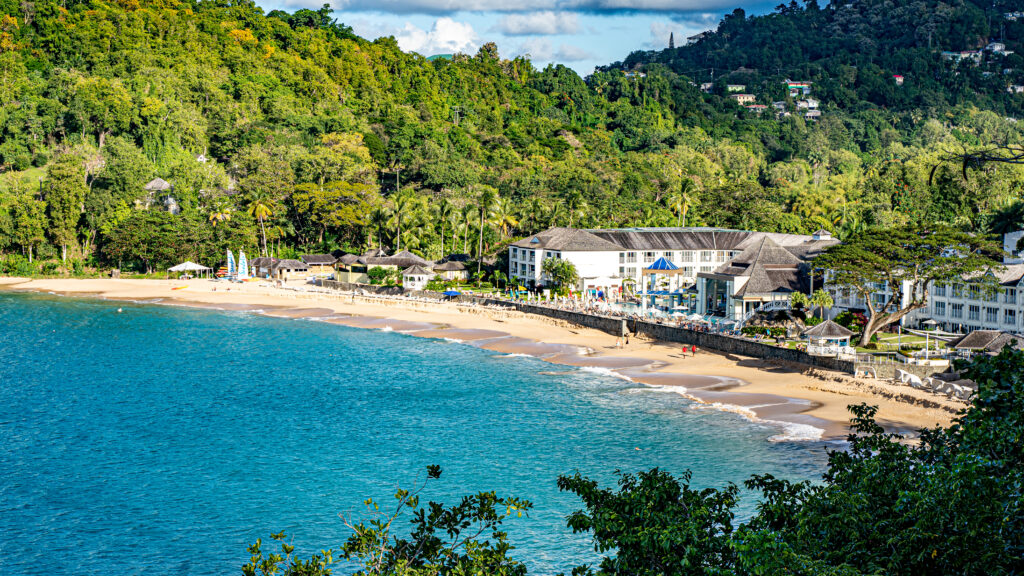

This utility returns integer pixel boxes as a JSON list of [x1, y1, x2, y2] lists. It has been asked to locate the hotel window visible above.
[[627, 267, 637, 277], [625, 252, 637, 263], [1005, 289, 1017, 305], [985, 307, 999, 323], [952, 284, 965, 298], [683, 266, 694, 277], [663, 251, 675, 262], [512, 262, 519, 274], [619, 266, 626, 277], [985, 289, 998, 303], [968, 305, 980, 321], [680, 251, 694, 262], [700, 266, 713, 273], [643, 251, 656, 263], [934, 301, 945, 316], [1006, 309, 1017, 326], [933, 284, 946, 297], [529, 264, 535, 273], [951, 303, 964, 319], [511, 248, 518, 259], [968, 285, 981, 300], [700, 251, 713, 262], [715, 251, 727, 262], [528, 251, 535, 261]]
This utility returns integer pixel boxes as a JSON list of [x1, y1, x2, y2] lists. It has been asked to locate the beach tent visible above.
[[168, 261, 212, 278]]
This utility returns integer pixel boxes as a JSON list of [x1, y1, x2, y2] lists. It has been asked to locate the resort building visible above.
[[828, 230, 1024, 335], [301, 254, 338, 276], [508, 226, 833, 299], [250, 258, 309, 281], [730, 93, 756, 105], [433, 260, 468, 281], [695, 231, 838, 320]]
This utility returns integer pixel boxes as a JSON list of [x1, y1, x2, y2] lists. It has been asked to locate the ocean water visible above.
[[0, 292, 830, 575]]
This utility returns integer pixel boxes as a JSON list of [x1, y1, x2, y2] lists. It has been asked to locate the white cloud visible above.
[[395, 17, 479, 55], [554, 44, 594, 61], [512, 38, 594, 63], [495, 11, 579, 35]]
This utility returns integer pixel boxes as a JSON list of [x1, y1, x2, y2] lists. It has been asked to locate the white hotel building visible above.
[[508, 226, 834, 307], [829, 230, 1024, 334]]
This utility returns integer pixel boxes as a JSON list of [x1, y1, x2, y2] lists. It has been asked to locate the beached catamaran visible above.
[[226, 250, 236, 278], [237, 251, 249, 281]]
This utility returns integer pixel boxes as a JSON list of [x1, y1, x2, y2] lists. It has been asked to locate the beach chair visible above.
[[905, 373, 925, 389]]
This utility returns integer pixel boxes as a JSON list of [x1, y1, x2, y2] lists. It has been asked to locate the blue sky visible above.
[[257, 0, 778, 74]]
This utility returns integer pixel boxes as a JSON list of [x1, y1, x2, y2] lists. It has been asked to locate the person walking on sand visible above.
[[691, 345, 697, 357]]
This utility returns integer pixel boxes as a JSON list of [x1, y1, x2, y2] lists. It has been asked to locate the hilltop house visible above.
[[730, 93, 756, 105], [726, 84, 747, 93], [784, 80, 812, 97], [893, 74, 905, 85], [137, 178, 180, 214], [941, 51, 983, 65]]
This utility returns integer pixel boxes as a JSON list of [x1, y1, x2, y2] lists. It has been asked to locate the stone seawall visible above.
[[488, 300, 855, 374]]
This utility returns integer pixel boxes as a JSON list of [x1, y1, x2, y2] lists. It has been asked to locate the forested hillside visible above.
[[0, 0, 1023, 274]]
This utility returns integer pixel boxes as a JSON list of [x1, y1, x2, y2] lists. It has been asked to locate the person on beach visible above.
[[691, 345, 697, 357]]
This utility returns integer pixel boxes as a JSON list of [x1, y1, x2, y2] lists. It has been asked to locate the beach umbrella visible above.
[[442, 290, 461, 296]]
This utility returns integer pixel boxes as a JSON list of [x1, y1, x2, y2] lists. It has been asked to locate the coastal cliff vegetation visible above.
[[0, 0, 1023, 274], [248, 347, 1024, 576]]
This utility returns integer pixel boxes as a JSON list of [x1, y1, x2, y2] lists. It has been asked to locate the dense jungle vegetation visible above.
[[1, 0, 1024, 274]]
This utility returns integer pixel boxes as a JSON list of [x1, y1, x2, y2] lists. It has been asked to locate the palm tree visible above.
[[476, 187, 498, 276], [492, 270, 508, 290], [460, 203, 475, 254], [369, 205, 390, 250], [207, 197, 233, 226], [492, 197, 519, 239], [523, 196, 545, 232], [247, 192, 275, 256], [437, 198, 454, 259], [390, 189, 415, 252], [564, 190, 586, 227], [666, 179, 696, 227]]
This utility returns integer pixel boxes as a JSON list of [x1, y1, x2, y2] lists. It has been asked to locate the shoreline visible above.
[[0, 277, 966, 440]]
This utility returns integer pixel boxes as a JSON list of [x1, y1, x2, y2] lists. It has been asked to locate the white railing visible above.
[[808, 344, 857, 359], [738, 300, 791, 327]]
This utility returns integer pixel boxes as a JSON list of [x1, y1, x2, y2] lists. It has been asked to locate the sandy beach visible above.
[[0, 277, 966, 440]]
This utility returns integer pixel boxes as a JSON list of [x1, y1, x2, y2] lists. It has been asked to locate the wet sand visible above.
[[0, 277, 967, 440]]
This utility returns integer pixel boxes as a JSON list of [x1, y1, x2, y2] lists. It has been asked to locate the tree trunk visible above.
[[477, 210, 485, 276], [61, 243, 67, 263], [259, 216, 268, 257], [28, 245, 33, 263], [440, 223, 445, 260]]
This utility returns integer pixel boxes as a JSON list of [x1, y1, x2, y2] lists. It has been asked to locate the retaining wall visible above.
[[487, 300, 855, 373]]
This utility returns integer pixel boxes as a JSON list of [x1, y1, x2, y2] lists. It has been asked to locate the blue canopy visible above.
[[645, 257, 678, 271], [442, 290, 462, 296]]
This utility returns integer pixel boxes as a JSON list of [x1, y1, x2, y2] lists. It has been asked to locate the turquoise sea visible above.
[[0, 292, 829, 575]]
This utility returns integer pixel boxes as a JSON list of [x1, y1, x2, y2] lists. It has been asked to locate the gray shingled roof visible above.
[[948, 330, 1024, 352], [251, 257, 276, 268], [994, 264, 1024, 286], [433, 261, 466, 272], [337, 254, 361, 265], [511, 227, 624, 251], [706, 236, 808, 296], [403, 265, 434, 276], [301, 254, 337, 265], [802, 319, 855, 339], [144, 177, 172, 191], [271, 259, 308, 271]]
